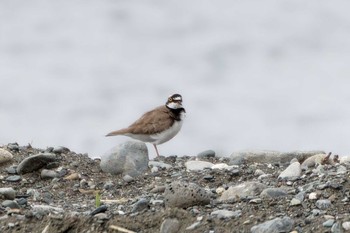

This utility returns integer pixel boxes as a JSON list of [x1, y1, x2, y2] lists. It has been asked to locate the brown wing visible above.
[[128, 106, 174, 134], [106, 106, 174, 136]]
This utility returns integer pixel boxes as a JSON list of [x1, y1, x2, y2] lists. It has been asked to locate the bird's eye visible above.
[[168, 97, 172, 102]]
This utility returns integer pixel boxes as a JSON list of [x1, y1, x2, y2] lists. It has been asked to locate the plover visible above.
[[106, 94, 186, 156]]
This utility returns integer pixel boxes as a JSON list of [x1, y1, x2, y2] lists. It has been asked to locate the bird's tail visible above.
[[105, 129, 129, 137]]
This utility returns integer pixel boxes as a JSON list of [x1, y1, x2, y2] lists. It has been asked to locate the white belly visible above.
[[151, 120, 183, 145]]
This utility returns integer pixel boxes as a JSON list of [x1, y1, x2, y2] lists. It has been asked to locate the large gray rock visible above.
[[278, 162, 301, 180], [0, 148, 13, 165], [0, 187, 16, 200], [164, 181, 211, 208], [100, 141, 149, 177], [219, 182, 267, 201], [251, 217, 294, 233], [16, 153, 58, 174], [229, 150, 324, 165]]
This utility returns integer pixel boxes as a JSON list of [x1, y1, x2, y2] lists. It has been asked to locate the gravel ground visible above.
[[0, 143, 350, 233]]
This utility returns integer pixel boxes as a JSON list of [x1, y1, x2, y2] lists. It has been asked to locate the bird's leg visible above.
[[153, 144, 160, 157]]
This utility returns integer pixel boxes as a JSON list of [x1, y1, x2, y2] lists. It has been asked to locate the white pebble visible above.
[[309, 192, 318, 200]]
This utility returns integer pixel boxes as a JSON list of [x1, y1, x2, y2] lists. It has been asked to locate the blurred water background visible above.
[[1, 0, 350, 159]]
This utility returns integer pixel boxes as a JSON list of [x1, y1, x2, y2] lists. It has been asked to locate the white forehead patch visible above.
[[172, 96, 182, 101]]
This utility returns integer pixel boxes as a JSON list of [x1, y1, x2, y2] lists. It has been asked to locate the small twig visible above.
[[109, 225, 136, 233]]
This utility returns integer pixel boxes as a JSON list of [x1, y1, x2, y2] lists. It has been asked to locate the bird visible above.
[[106, 94, 186, 157]]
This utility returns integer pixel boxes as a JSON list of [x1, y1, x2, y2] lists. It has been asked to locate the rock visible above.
[[316, 199, 332, 210], [160, 218, 180, 233], [0, 188, 16, 200], [278, 162, 301, 180], [229, 150, 323, 165], [260, 188, 288, 199], [301, 153, 329, 169], [197, 150, 215, 158], [32, 205, 64, 215], [342, 222, 350, 231], [2, 200, 20, 209], [52, 146, 70, 154], [219, 182, 267, 201], [211, 163, 238, 171], [331, 222, 343, 233], [16, 198, 27, 206], [254, 169, 265, 176], [7, 143, 19, 151], [41, 169, 59, 179], [185, 160, 214, 171], [295, 191, 306, 202], [132, 198, 149, 212], [336, 165, 347, 175], [309, 192, 318, 200], [0, 148, 13, 165], [5, 166, 17, 174], [100, 141, 149, 177], [251, 217, 294, 233], [164, 181, 211, 208], [122, 174, 134, 183], [323, 219, 335, 227], [16, 153, 58, 174], [210, 209, 241, 219], [290, 198, 302, 206], [149, 161, 172, 169], [5, 175, 21, 182]]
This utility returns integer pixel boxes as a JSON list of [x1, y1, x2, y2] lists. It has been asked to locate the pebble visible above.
[[197, 150, 216, 158], [52, 146, 70, 154], [185, 160, 214, 171], [32, 205, 64, 215], [254, 169, 265, 176], [290, 198, 302, 206], [149, 161, 172, 170], [210, 209, 241, 219], [5, 175, 21, 182], [0, 148, 13, 165], [100, 141, 149, 177], [323, 219, 335, 227], [16, 153, 58, 174], [164, 181, 211, 208], [5, 166, 17, 174], [160, 218, 180, 233], [316, 199, 332, 210], [41, 169, 59, 179], [336, 165, 347, 175], [251, 217, 294, 233], [342, 221, 350, 231], [211, 163, 238, 171], [220, 182, 267, 201], [122, 174, 134, 183], [309, 192, 318, 200], [0, 188, 16, 200], [278, 162, 301, 180], [331, 222, 343, 233], [2, 200, 20, 209], [260, 188, 288, 199], [16, 198, 27, 206], [131, 198, 149, 213]]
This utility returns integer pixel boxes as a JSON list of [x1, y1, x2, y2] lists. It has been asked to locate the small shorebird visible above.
[[106, 94, 186, 157]]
